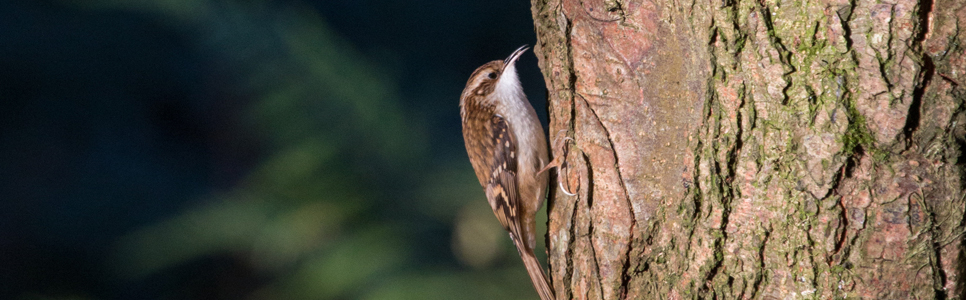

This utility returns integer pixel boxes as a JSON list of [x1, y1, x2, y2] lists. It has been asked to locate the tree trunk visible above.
[[530, 0, 965, 298]]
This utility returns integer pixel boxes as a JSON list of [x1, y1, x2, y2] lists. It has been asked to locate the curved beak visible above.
[[503, 45, 530, 70]]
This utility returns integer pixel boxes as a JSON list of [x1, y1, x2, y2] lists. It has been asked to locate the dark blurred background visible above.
[[0, 1, 551, 299]]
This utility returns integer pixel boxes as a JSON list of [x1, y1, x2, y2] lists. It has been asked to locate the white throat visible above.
[[494, 64, 524, 105]]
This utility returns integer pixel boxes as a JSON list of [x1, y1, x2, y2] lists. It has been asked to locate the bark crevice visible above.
[[903, 0, 935, 143], [923, 192, 950, 300], [584, 152, 607, 299], [576, 92, 637, 298]]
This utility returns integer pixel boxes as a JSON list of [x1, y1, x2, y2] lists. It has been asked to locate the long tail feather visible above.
[[514, 239, 555, 300]]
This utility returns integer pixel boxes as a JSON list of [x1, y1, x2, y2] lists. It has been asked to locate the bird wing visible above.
[[483, 114, 524, 242]]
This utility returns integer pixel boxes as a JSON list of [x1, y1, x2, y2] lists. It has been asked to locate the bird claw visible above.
[[540, 130, 577, 196], [558, 180, 577, 196]]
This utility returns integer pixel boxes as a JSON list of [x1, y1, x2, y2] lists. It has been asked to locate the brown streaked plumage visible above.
[[460, 45, 553, 300]]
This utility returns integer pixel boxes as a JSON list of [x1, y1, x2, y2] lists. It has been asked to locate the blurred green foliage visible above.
[[57, 0, 548, 299]]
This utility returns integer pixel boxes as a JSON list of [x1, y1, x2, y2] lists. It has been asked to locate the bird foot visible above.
[[538, 130, 576, 196]]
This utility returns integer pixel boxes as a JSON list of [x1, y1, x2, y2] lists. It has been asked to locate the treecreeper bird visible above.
[[460, 45, 554, 300]]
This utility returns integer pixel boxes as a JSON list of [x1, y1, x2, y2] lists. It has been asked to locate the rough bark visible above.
[[530, 0, 965, 298]]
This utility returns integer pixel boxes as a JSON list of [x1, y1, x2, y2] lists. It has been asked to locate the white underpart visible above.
[[493, 62, 549, 210]]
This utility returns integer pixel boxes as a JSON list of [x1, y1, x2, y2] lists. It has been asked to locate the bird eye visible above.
[[487, 72, 497, 79]]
